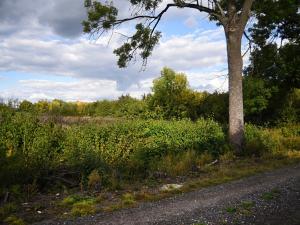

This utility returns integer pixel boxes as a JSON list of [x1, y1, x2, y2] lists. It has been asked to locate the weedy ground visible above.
[[1, 151, 300, 225], [1, 116, 299, 224]]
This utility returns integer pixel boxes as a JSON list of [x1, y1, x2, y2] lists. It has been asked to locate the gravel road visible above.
[[34, 164, 300, 225]]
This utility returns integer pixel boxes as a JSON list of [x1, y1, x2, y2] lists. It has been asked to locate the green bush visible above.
[[0, 109, 298, 192], [280, 124, 300, 137], [62, 118, 225, 175], [244, 124, 281, 156], [244, 124, 300, 156], [0, 111, 225, 189], [0, 111, 64, 186]]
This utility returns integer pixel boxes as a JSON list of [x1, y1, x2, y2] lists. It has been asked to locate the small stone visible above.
[[37, 210, 42, 214]]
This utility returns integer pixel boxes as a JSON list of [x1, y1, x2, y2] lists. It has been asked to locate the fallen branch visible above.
[[207, 159, 219, 167]]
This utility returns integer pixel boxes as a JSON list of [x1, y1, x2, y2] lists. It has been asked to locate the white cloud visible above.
[[0, 68, 229, 103], [0, 27, 228, 90], [0, 0, 232, 101], [150, 28, 227, 71], [1, 79, 122, 102]]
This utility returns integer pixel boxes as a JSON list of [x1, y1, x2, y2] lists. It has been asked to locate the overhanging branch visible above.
[[114, 2, 225, 37], [84, 1, 226, 68], [114, 2, 217, 26]]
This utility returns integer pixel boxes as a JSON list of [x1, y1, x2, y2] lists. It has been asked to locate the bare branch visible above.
[[113, 2, 218, 26]]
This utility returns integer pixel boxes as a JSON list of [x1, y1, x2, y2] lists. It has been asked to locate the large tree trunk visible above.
[[226, 31, 244, 153]]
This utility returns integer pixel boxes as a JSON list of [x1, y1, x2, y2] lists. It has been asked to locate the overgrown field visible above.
[[0, 109, 300, 224], [0, 109, 299, 191], [0, 110, 225, 188]]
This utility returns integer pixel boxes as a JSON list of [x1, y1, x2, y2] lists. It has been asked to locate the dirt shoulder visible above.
[[33, 164, 300, 225]]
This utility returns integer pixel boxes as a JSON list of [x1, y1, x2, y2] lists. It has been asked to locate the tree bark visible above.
[[226, 30, 244, 153]]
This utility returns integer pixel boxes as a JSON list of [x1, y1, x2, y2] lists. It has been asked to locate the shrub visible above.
[[244, 124, 282, 156], [281, 137, 300, 151], [62, 118, 225, 178], [0, 112, 225, 190], [244, 124, 300, 157], [0, 111, 65, 187], [280, 124, 300, 137]]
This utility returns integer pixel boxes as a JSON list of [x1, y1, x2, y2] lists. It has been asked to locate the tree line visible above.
[[1, 66, 298, 125]]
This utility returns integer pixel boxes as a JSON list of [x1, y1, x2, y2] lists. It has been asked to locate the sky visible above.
[[0, 0, 250, 102]]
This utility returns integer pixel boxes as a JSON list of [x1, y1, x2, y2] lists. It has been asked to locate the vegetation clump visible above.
[[87, 170, 102, 191], [261, 189, 281, 201], [4, 215, 25, 225], [70, 199, 97, 217], [0, 110, 226, 190], [121, 193, 136, 206]]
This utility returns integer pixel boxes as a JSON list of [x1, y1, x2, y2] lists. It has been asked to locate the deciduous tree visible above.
[[83, 0, 255, 152]]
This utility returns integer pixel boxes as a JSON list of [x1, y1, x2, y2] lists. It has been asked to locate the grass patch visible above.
[[262, 192, 274, 200], [225, 201, 255, 216], [0, 203, 18, 221], [71, 199, 97, 217], [181, 152, 300, 193], [4, 215, 26, 225], [60, 194, 98, 217], [121, 193, 136, 206], [241, 200, 255, 210], [135, 191, 153, 201], [102, 203, 124, 212], [102, 193, 137, 212], [239, 200, 255, 215], [61, 194, 92, 206], [226, 206, 237, 213], [261, 189, 281, 200]]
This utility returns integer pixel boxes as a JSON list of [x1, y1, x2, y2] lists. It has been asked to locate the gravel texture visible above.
[[34, 164, 300, 225]]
